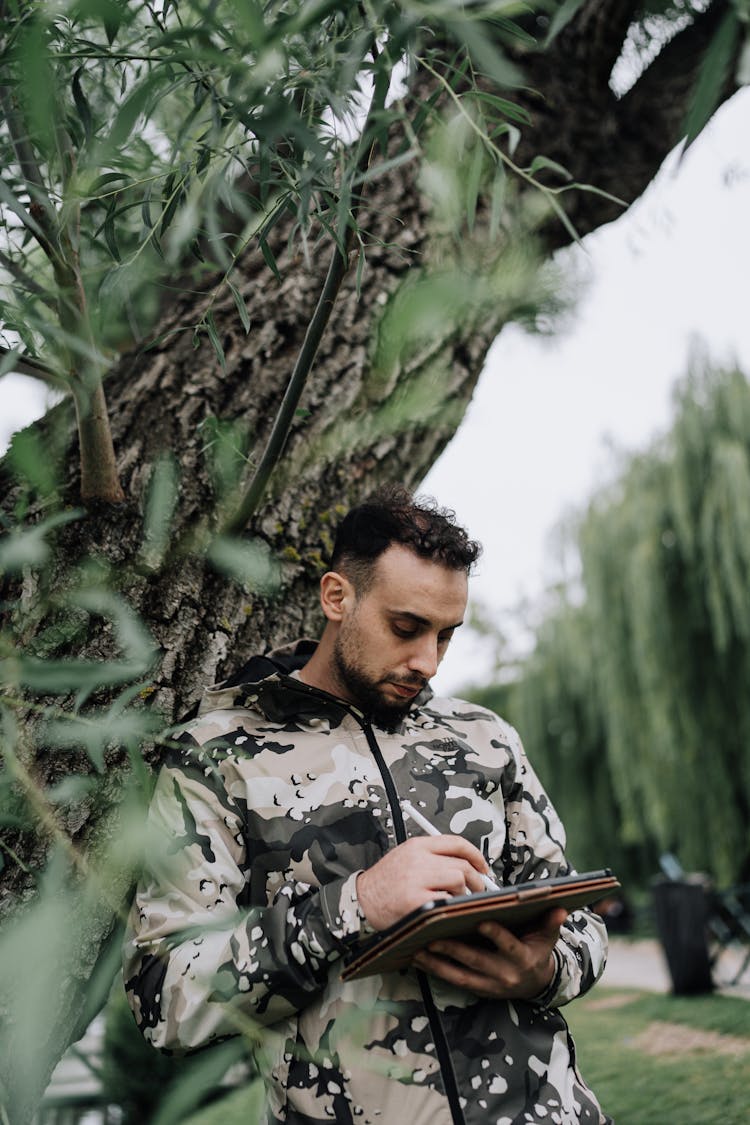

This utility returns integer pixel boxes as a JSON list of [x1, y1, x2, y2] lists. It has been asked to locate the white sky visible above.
[[2, 89, 749, 696], [426, 87, 750, 693]]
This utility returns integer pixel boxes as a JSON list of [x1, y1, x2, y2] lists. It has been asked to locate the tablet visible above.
[[341, 869, 620, 980]]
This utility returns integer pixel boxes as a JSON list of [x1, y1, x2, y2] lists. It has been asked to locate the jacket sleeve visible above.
[[122, 740, 371, 1052], [498, 719, 608, 1009]]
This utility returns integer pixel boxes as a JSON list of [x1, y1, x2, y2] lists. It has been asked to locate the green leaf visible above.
[[44, 704, 162, 773], [489, 164, 506, 242], [0, 348, 20, 379], [0, 655, 116, 695], [491, 122, 521, 157], [567, 181, 627, 210], [141, 182, 153, 234], [16, 16, 57, 158], [447, 18, 525, 89], [546, 193, 581, 245], [544, 0, 588, 48], [0, 510, 83, 574], [258, 235, 281, 280], [45, 776, 97, 805], [351, 147, 420, 188], [87, 171, 132, 197], [6, 428, 60, 497], [164, 176, 202, 261], [71, 0, 128, 44], [737, 27, 750, 84], [140, 455, 180, 568], [0, 179, 46, 241], [0, 588, 156, 695], [181, 1078, 267, 1125], [103, 205, 122, 262], [204, 313, 226, 374], [76, 587, 156, 672], [159, 176, 184, 237], [411, 83, 453, 140], [226, 0, 267, 45], [108, 75, 162, 150], [207, 536, 280, 594], [470, 91, 531, 127], [528, 155, 573, 182], [150, 1040, 248, 1125], [71, 68, 94, 145], [97, 258, 142, 307], [228, 280, 251, 335], [683, 10, 741, 149], [465, 138, 484, 232]]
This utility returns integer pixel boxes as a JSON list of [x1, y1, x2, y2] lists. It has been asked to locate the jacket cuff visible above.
[[318, 870, 376, 947], [529, 947, 564, 1008]]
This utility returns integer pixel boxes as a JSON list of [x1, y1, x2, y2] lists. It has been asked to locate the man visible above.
[[124, 487, 610, 1125]]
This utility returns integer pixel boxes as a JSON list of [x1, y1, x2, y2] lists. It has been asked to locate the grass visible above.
[[566, 988, 750, 1125]]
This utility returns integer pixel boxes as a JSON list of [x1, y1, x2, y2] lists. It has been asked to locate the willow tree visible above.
[[480, 361, 750, 890], [0, 1, 746, 1120], [471, 601, 646, 884], [581, 360, 750, 885]]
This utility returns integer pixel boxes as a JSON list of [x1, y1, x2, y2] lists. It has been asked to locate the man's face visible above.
[[331, 544, 468, 727]]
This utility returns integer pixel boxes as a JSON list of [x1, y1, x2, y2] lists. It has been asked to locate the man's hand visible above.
[[356, 836, 490, 931], [412, 907, 568, 1001]]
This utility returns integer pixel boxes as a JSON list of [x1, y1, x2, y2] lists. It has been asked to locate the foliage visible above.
[[181, 1080, 267, 1125], [101, 985, 256, 1125], [0, 432, 285, 1120], [0, 0, 573, 505], [567, 988, 750, 1125], [469, 608, 647, 884], [1, 3, 747, 1122], [473, 359, 750, 888]]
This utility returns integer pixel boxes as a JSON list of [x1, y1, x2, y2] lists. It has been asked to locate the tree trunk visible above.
[[0, 2, 741, 1118]]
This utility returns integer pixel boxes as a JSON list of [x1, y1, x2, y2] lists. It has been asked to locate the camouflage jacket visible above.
[[123, 641, 611, 1125]]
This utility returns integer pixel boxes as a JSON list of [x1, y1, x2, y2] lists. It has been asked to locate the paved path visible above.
[[601, 937, 750, 999]]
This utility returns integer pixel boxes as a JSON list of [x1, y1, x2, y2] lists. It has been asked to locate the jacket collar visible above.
[[197, 638, 433, 728]]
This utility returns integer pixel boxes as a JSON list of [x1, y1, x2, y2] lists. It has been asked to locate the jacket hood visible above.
[[196, 638, 433, 726]]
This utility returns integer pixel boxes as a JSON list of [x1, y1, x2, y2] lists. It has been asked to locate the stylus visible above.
[[400, 800, 501, 892]]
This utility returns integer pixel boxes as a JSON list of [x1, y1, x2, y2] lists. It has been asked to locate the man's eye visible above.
[[438, 632, 454, 646], [392, 624, 417, 638]]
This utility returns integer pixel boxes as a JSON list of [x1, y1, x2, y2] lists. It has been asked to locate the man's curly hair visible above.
[[329, 485, 481, 594]]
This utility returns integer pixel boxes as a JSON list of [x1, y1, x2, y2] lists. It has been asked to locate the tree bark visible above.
[[0, 1, 742, 1118]]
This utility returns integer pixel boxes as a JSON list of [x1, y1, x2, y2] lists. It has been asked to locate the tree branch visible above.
[[0, 247, 57, 308], [225, 46, 390, 533], [0, 345, 68, 388], [556, 0, 641, 99], [0, 39, 123, 502], [507, 0, 738, 250], [223, 230, 357, 535], [0, 85, 58, 238], [622, 0, 737, 139]]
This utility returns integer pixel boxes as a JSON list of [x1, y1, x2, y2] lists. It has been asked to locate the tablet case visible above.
[[341, 869, 620, 980]]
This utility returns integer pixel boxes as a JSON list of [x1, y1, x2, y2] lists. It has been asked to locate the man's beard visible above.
[[332, 637, 423, 732]]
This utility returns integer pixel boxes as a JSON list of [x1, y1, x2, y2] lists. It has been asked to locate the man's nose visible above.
[[407, 635, 439, 680]]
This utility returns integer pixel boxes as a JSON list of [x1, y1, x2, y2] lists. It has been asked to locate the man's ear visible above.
[[320, 571, 354, 622]]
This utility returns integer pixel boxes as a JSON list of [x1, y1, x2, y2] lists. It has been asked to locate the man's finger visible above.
[[478, 920, 524, 958], [530, 907, 569, 938], [415, 833, 490, 873], [478, 907, 568, 954]]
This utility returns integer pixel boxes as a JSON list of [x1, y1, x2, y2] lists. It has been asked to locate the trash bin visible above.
[[651, 876, 714, 994]]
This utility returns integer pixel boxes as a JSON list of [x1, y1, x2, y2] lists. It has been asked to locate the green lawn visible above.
[[566, 989, 750, 1125]]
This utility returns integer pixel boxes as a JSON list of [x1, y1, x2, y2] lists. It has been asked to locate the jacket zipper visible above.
[[360, 719, 467, 1125]]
